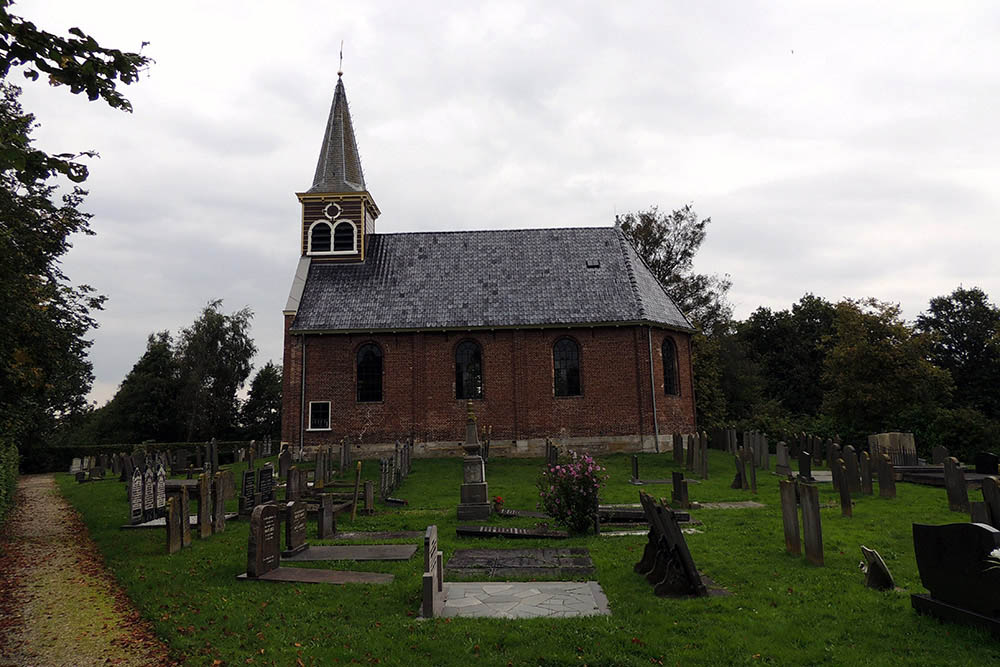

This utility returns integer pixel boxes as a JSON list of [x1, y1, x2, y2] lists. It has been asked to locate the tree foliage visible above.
[[241, 361, 282, 440], [618, 205, 732, 334]]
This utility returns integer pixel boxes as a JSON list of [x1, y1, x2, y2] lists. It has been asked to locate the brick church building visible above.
[[281, 75, 697, 456]]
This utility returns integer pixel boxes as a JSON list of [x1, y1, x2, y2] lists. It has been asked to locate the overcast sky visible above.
[[15, 1, 1000, 405]]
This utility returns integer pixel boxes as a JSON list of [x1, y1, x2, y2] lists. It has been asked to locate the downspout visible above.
[[647, 326, 660, 453], [299, 335, 307, 451]]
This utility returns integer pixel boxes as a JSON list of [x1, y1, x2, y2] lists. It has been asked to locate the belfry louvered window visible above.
[[662, 337, 679, 395], [455, 340, 483, 399], [310, 221, 332, 253], [553, 338, 581, 397], [333, 221, 355, 252], [356, 343, 383, 402]]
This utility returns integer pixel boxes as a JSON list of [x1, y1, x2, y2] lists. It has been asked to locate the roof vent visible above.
[[586, 259, 601, 269]]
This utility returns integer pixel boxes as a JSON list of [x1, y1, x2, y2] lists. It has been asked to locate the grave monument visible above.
[[457, 401, 491, 521]]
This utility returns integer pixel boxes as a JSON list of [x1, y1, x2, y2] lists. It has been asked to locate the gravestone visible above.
[[176, 448, 189, 473], [258, 464, 274, 503], [155, 464, 167, 518], [194, 446, 202, 470], [129, 468, 143, 524], [844, 445, 861, 493], [911, 522, 1000, 629], [279, 446, 291, 479], [860, 451, 873, 495], [287, 466, 300, 501], [971, 502, 991, 524], [798, 450, 814, 481], [70, 458, 82, 474], [776, 442, 792, 476], [975, 452, 999, 475], [932, 445, 949, 465], [210, 438, 219, 473], [457, 402, 491, 520], [878, 454, 896, 499], [799, 482, 824, 566], [829, 443, 842, 489], [166, 497, 182, 554], [671, 471, 689, 509], [731, 451, 747, 490], [837, 459, 852, 517], [364, 480, 374, 514], [779, 478, 801, 555], [700, 432, 709, 479], [422, 525, 444, 617], [247, 442, 256, 472], [196, 473, 212, 539], [982, 476, 1000, 529], [631, 455, 639, 483], [313, 449, 324, 490], [685, 434, 695, 472], [747, 449, 757, 492], [944, 456, 970, 512], [247, 503, 281, 578], [317, 494, 336, 539], [760, 435, 769, 471], [143, 467, 155, 523], [239, 469, 257, 515], [283, 500, 308, 557], [673, 433, 684, 465], [634, 492, 709, 597], [212, 472, 226, 534], [177, 486, 191, 547], [860, 546, 894, 591]]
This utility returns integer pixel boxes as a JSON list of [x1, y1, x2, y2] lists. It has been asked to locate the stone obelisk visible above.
[[457, 401, 491, 520]]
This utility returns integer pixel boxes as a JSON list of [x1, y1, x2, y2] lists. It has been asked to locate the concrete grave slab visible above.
[[282, 544, 417, 562]]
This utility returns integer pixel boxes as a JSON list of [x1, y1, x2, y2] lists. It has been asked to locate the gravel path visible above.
[[0, 474, 173, 666]]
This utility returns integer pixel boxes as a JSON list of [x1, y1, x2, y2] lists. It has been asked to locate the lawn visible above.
[[56, 450, 999, 666]]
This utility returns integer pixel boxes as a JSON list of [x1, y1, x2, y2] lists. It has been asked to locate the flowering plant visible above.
[[493, 495, 504, 511], [537, 450, 607, 534]]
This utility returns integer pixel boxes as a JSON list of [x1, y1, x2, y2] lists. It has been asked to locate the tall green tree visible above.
[[618, 205, 732, 334], [822, 298, 952, 444], [100, 331, 181, 443], [916, 286, 1000, 418], [176, 300, 256, 441], [0, 3, 149, 468], [241, 361, 282, 440]]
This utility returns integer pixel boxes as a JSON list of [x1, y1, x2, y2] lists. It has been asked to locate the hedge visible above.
[[0, 439, 17, 526]]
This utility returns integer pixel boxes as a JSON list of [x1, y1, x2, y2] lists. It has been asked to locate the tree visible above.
[[618, 205, 732, 334], [175, 300, 257, 441], [241, 361, 282, 440], [821, 299, 952, 444], [0, 4, 149, 468], [916, 286, 1000, 419], [99, 331, 181, 443]]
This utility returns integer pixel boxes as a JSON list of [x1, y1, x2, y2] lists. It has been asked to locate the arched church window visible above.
[[333, 221, 356, 252], [309, 221, 332, 253], [662, 337, 679, 395], [455, 340, 483, 399], [356, 343, 382, 402], [553, 338, 581, 397]]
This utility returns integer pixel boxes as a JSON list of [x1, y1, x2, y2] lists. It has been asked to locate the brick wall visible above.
[[281, 320, 696, 454]]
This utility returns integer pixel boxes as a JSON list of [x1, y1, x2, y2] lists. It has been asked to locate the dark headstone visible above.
[[631, 455, 639, 483], [800, 482, 824, 566], [129, 468, 143, 524], [672, 433, 684, 465], [155, 464, 167, 518], [166, 497, 182, 554], [776, 442, 792, 477], [731, 451, 746, 490], [197, 473, 212, 539], [878, 454, 896, 499], [798, 451, 813, 481], [283, 500, 308, 557], [912, 522, 1000, 617], [178, 486, 191, 547], [860, 545, 894, 590], [779, 478, 800, 555], [240, 469, 257, 515], [747, 449, 757, 492], [247, 503, 281, 578], [685, 434, 695, 472], [932, 445, 949, 466], [212, 472, 226, 534], [860, 451, 873, 495], [258, 464, 274, 503], [634, 492, 708, 597], [944, 456, 970, 512], [982, 476, 1000, 530], [971, 502, 991, 525], [287, 466, 300, 501], [843, 445, 860, 493], [837, 459, 852, 517], [317, 494, 336, 539], [671, 471, 689, 509], [975, 452, 999, 475], [279, 446, 291, 479], [143, 467, 155, 523]]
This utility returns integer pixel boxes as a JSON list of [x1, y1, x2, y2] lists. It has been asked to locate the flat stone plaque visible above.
[[456, 525, 569, 539], [446, 547, 594, 578], [283, 544, 417, 562], [237, 568, 394, 584]]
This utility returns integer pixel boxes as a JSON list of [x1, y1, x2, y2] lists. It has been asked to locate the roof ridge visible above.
[[614, 227, 645, 319], [370, 225, 617, 237]]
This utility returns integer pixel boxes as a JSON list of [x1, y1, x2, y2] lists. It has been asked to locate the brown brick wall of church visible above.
[[280, 319, 696, 451]]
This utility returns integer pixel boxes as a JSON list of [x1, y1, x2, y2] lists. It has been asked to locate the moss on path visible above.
[[0, 474, 173, 666]]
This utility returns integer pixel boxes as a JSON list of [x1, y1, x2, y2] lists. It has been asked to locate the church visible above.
[[280, 75, 697, 456]]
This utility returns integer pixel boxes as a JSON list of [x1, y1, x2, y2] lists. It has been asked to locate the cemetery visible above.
[[41, 429, 1000, 665]]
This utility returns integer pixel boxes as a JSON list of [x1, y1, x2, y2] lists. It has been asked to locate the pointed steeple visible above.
[[308, 75, 366, 193]]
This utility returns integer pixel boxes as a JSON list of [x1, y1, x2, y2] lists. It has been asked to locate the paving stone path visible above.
[[440, 581, 610, 618], [0, 474, 172, 666]]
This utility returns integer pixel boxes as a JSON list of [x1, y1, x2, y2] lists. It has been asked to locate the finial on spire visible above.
[[338, 40, 344, 77]]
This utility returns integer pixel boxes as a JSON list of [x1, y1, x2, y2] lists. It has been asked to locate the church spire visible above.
[[308, 74, 366, 193]]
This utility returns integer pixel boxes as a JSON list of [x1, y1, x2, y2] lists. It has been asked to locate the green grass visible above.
[[55, 451, 1000, 666]]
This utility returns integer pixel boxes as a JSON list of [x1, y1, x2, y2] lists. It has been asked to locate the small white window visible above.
[[308, 401, 331, 430]]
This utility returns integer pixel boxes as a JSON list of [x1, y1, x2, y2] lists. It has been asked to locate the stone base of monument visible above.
[[282, 544, 417, 561], [237, 569, 394, 584], [911, 594, 1000, 636], [457, 503, 492, 520]]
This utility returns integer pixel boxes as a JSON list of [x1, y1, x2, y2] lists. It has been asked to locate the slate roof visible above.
[[289, 226, 694, 333], [307, 76, 365, 194]]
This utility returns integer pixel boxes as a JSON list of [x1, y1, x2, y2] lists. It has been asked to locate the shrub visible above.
[[0, 439, 18, 526], [537, 451, 606, 534]]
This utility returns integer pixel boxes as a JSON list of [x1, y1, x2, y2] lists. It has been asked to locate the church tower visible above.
[[296, 74, 380, 262]]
